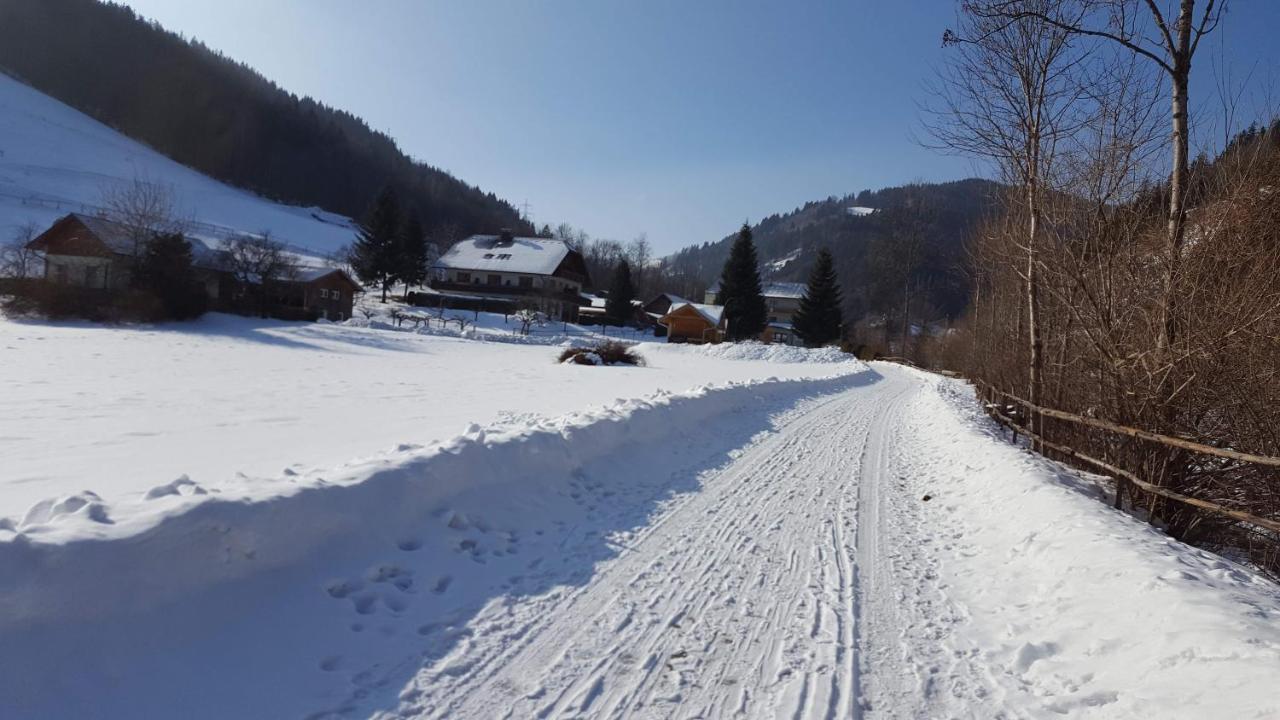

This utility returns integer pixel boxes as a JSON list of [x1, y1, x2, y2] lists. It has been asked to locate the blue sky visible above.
[[120, 1, 1279, 254]]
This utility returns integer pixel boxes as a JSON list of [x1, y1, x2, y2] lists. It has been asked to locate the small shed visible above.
[[659, 302, 725, 344]]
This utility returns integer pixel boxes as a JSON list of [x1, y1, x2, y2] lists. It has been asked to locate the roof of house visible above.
[[668, 301, 724, 326], [433, 234, 573, 276], [706, 280, 807, 300], [294, 266, 361, 289], [47, 213, 223, 269], [648, 292, 690, 306]]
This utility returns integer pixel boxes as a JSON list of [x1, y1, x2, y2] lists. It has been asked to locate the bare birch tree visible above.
[[928, 0, 1090, 444], [973, 0, 1228, 352]]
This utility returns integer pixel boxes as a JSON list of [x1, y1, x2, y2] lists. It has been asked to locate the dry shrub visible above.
[[954, 128, 1280, 577], [558, 340, 645, 367]]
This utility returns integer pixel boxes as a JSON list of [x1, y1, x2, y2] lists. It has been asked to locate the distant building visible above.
[[703, 280, 806, 345], [643, 292, 691, 317], [27, 213, 225, 297], [25, 213, 360, 321], [429, 231, 591, 321], [658, 302, 725, 344]]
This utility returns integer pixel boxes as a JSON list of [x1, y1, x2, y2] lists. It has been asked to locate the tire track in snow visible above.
[[385, 368, 949, 719]]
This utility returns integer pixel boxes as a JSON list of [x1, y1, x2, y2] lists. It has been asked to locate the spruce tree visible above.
[[398, 209, 429, 298], [133, 232, 207, 320], [718, 223, 768, 341], [351, 186, 402, 303], [605, 260, 636, 326], [793, 248, 844, 347]]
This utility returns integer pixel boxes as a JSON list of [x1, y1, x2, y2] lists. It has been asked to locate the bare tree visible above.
[[930, 0, 1091, 444], [0, 222, 41, 280], [514, 306, 544, 336], [975, 0, 1228, 351], [224, 232, 300, 317], [626, 234, 652, 299], [99, 176, 186, 258], [872, 191, 935, 356]]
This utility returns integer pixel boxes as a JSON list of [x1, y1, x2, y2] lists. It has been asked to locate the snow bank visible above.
[[0, 369, 871, 719], [0, 372, 867, 620], [658, 340, 855, 364], [897, 369, 1280, 719]]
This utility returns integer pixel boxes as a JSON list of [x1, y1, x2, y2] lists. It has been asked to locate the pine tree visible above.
[[352, 186, 402, 303], [397, 209, 429, 298], [133, 232, 207, 320], [793, 248, 844, 347], [718, 223, 768, 341], [605, 260, 636, 326]]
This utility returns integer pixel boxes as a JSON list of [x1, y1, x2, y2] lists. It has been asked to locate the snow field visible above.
[[0, 312, 862, 525], [0, 368, 874, 720]]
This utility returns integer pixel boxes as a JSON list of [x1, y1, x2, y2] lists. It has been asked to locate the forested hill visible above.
[[0, 0, 530, 237], [662, 178, 1002, 323]]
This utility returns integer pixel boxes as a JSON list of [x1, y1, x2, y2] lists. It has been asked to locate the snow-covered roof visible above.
[[433, 234, 572, 276], [65, 213, 223, 269], [670, 302, 724, 326], [294, 266, 358, 285], [706, 280, 806, 300], [762, 282, 806, 299], [847, 206, 877, 216]]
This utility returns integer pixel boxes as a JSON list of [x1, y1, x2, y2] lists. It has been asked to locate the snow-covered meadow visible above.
[[0, 311, 861, 529]]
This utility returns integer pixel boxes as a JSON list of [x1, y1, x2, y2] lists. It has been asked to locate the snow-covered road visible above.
[[397, 372, 907, 718], [380, 366, 1280, 720], [4, 364, 1278, 720]]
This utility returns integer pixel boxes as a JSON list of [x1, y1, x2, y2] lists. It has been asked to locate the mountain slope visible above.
[[664, 178, 1001, 322], [0, 71, 355, 257], [0, 0, 529, 238]]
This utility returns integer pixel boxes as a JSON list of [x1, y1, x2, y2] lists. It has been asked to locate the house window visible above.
[[496, 253, 512, 260], [487, 274, 500, 285], [319, 288, 329, 299], [55, 264, 68, 284], [332, 290, 341, 302], [456, 272, 471, 283], [84, 266, 99, 288], [518, 276, 533, 288]]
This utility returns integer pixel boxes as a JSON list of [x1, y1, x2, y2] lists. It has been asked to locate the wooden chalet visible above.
[[658, 302, 726, 344]]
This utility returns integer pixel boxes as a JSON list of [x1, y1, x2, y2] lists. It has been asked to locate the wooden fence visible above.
[[974, 380, 1280, 537]]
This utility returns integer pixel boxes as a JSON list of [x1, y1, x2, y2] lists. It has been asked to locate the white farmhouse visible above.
[[429, 231, 592, 321]]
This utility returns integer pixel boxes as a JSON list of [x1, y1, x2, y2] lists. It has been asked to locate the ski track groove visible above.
[[380, 369, 991, 719]]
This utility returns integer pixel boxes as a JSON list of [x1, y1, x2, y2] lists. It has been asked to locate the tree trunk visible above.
[[900, 279, 911, 359], [1159, 13, 1193, 353], [1026, 180, 1044, 451]]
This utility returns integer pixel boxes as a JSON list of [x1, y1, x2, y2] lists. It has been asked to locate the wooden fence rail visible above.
[[974, 379, 1280, 536]]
